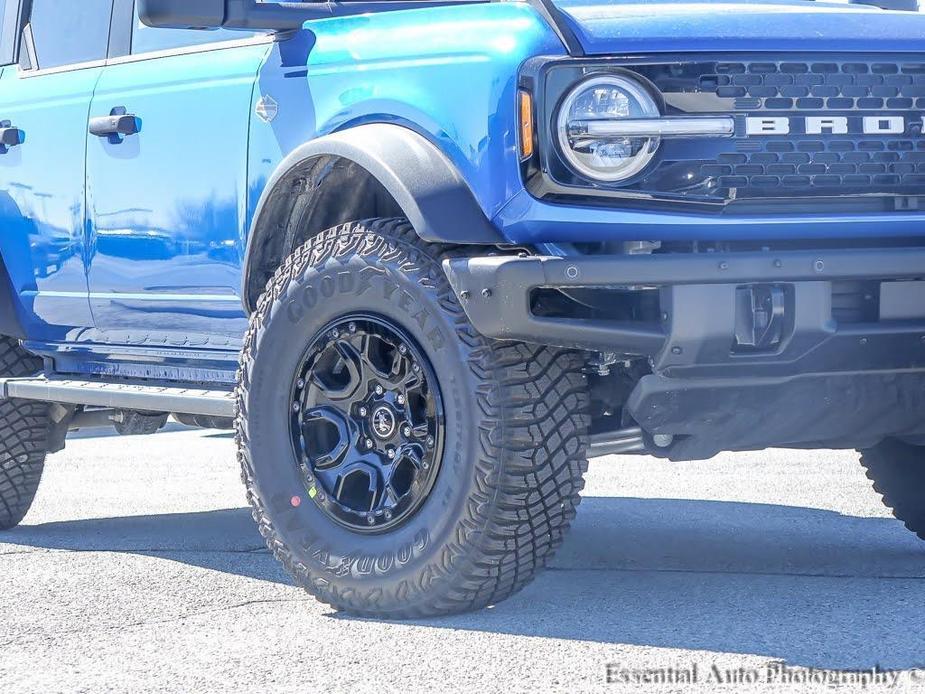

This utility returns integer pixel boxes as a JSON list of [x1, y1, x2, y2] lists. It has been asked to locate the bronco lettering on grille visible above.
[[746, 116, 908, 136]]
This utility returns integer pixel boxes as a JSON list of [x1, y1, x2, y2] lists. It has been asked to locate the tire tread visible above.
[[235, 218, 590, 617], [0, 337, 49, 530], [860, 440, 925, 541]]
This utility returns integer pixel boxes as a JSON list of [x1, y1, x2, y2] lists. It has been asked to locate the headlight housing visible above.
[[556, 74, 660, 183]]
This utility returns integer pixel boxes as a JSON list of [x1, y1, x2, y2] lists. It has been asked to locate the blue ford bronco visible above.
[[0, 0, 923, 616]]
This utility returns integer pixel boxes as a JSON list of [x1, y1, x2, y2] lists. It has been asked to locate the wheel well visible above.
[[244, 155, 403, 310]]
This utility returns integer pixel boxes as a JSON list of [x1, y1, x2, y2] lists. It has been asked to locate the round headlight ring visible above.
[[556, 73, 661, 183]]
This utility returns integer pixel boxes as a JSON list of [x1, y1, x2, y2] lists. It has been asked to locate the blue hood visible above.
[[550, 0, 925, 54]]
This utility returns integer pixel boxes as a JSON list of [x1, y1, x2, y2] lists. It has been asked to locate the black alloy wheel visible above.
[[290, 315, 444, 532]]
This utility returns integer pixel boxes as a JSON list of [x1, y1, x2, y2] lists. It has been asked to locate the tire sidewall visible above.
[[242, 238, 491, 598]]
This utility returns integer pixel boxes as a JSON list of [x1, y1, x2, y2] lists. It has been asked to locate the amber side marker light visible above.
[[518, 89, 535, 160]]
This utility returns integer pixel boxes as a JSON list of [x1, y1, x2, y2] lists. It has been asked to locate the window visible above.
[[0, 0, 19, 66], [131, 6, 259, 55], [27, 0, 113, 69]]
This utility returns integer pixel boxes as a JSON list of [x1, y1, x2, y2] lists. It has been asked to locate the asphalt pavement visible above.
[[1, 424, 924, 693]]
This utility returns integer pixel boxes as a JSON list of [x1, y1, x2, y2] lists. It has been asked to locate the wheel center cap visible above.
[[371, 405, 396, 439]]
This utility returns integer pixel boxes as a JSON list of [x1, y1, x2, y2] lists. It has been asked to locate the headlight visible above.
[[556, 74, 660, 183]]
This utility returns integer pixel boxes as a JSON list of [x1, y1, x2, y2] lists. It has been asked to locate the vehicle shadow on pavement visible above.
[[2, 508, 290, 585], [5, 496, 925, 670], [350, 496, 925, 672]]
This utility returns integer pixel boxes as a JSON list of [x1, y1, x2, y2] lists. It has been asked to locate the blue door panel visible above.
[[85, 42, 271, 348], [0, 66, 99, 341]]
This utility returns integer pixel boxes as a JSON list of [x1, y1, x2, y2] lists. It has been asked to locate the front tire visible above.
[[236, 218, 589, 617], [860, 440, 925, 541]]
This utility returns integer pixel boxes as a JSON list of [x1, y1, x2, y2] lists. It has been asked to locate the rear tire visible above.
[[0, 337, 50, 530], [236, 218, 590, 617], [859, 440, 925, 541]]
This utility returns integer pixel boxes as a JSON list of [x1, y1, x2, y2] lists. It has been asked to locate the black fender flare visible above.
[[241, 123, 505, 313]]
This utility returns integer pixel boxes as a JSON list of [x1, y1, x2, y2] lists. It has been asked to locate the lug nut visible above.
[[367, 514, 375, 525], [331, 328, 340, 338], [387, 449, 396, 460], [403, 425, 412, 437], [292, 402, 300, 412], [397, 394, 405, 405], [375, 384, 384, 396], [422, 462, 430, 470], [348, 322, 357, 333], [365, 438, 374, 449], [399, 344, 408, 355], [384, 510, 392, 520], [413, 363, 421, 373], [296, 378, 305, 389], [426, 436, 434, 449], [358, 406, 368, 417]]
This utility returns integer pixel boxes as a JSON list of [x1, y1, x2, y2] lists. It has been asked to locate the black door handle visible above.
[[89, 108, 141, 138], [0, 120, 24, 151]]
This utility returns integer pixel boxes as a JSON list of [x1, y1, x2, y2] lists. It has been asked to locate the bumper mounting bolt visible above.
[[460, 290, 471, 301], [653, 434, 674, 448], [481, 288, 492, 298], [671, 346, 683, 355]]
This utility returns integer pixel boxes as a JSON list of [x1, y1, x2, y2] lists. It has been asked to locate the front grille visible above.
[[538, 55, 925, 211], [711, 145, 925, 197], [704, 61, 925, 110], [701, 60, 925, 199]]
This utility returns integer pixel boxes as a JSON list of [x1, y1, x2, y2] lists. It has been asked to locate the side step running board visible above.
[[0, 377, 234, 418]]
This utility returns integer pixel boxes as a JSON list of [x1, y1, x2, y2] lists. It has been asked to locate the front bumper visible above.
[[443, 245, 925, 357], [444, 245, 925, 457]]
